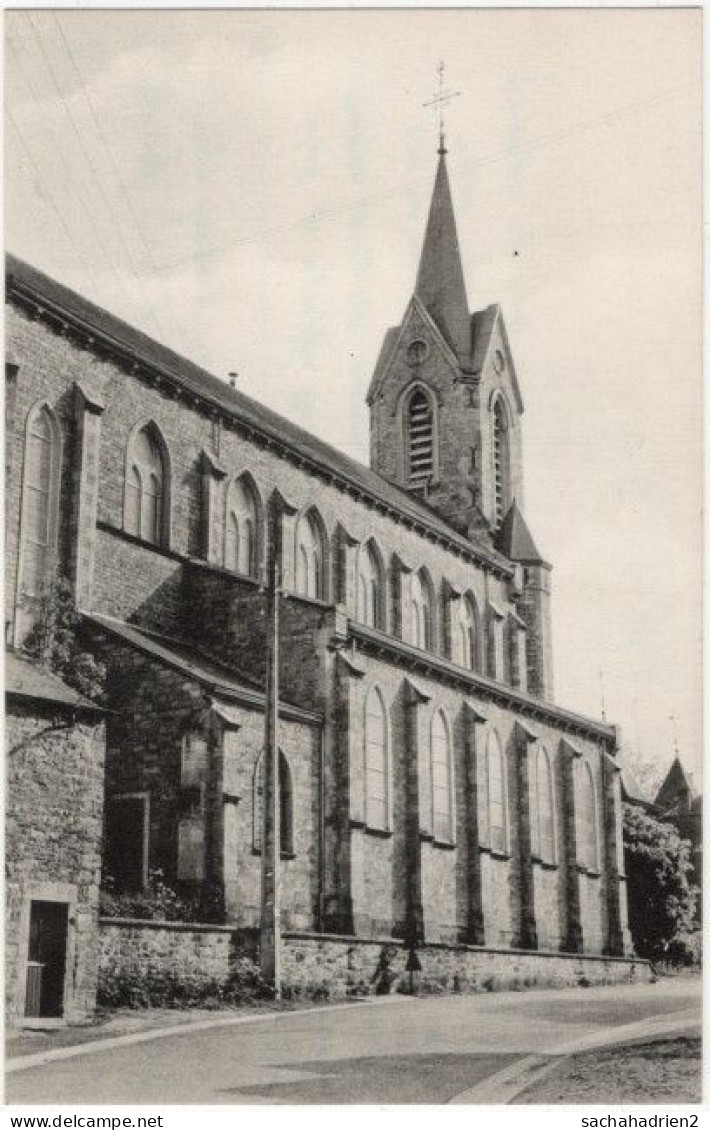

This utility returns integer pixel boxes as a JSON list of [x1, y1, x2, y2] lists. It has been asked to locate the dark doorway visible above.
[[26, 901, 69, 1019]]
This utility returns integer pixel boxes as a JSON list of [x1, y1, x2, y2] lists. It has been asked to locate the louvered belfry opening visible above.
[[408, 389, 433, 484], [493, 399, 509, 528]]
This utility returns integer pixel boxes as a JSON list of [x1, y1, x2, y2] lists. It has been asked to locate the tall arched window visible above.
[[411, 569, 434, 651], [431, 709, 454, 842], [533, 746, 555, 865], [487, 731, 508, 854], [580, 761, 599, 872], [364, 686, 389, 830], [358, 541, 384, 629], [406, 387, 434, 484], [492, 396, 511, 529], [16, 402, 62, 641], [124, 423, 168, 546], [225, 476, 259, 577], [459, 593, 480, 671], [295, 510, 327, 600], [253, 749, 294, 856]]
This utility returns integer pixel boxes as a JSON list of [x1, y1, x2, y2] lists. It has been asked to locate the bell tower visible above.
[[367, 141, 525, 542]]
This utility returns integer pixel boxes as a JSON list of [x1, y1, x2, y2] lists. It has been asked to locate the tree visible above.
[[23, 576, 105, 703], [623, 802, 698, 963]]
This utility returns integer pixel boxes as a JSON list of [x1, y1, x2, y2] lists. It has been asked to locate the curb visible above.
[[8, 995, 409, 1074], [448, 1007, 701, 1104]]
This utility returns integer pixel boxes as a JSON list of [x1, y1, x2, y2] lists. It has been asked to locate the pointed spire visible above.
[[495, 501, 544, 564], [414, 150, 471, 360]]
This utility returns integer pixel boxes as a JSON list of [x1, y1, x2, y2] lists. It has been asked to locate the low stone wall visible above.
[[280, 932, 652, 996], [99, 918, 234, 993], [99, 918, 651, 1001]]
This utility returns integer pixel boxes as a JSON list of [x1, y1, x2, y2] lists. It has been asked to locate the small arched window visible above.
[[125, 424, 168, 546], [253, 749, 294, 857], [459, 593, 480, 671], [487, 731, 508, 854], [492, 396, 511, 529], [406, 387, 434, 484], [580, 761, 599, 872], [431, 709, 454, 842], [225, 477, 259, 577], [20, 404, 60, 600], [411, 569, 434, 651], [358, 541, 384, 629], [364, 686, 389, 830], [295, 510, 327, 600], [533, 746, 555, 865], [16, 402, 62, 642]]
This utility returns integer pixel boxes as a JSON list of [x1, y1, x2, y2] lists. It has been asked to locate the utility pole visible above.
[[260, 497, 282, 998]]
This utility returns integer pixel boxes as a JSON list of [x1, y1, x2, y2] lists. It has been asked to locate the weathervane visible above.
[[423, 61, 461, 155]]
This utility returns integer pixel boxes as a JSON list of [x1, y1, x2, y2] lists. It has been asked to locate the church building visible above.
[[5, 143, 639, 1020]]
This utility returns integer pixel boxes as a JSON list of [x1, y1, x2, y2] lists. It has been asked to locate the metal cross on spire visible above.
[[423, 61, 461, 155], [669, 713, 680, 757]]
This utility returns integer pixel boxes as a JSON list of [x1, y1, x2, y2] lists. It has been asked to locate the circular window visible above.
[[493, 349, 506, 374], [407, 339, 429, 366]]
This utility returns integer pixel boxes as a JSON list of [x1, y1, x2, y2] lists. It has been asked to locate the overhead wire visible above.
[[48, 10, 193, 356], [20, 11, 173, 346]]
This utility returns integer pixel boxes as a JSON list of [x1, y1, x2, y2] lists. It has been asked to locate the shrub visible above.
[[97, 954, 272, 1010], [100, 869, 201, 922], [23, 577, 105, 702]]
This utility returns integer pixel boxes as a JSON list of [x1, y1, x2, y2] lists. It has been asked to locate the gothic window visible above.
[[358, 541, 384, 629], [225, 476, 259, 577], [253, 750, 294, 856], [487, 730, 508, 854], [295, 510, 327, 600], [579, 761, 599, 872], [459, 593, 480, 671], [532, 746, 555, 865], [17, 403, 61, 622], [431, 709, 454, 842], [411, 569, 434, 651], [124, 423, 169, 546], [406, 387, 434, 484], [364, 686, 389, 830], [492, 396, 511, 529]]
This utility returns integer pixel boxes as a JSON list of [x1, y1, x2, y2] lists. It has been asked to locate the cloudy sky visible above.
[[6, 8, 702, 784]]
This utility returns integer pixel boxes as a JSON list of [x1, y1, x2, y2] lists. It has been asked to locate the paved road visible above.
[[8, 979, 701, 1105]]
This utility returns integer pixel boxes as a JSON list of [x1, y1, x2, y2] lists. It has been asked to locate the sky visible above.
[[5, 8, 702, 786]]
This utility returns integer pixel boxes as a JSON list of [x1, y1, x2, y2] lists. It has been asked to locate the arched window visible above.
[[459, 593, 480, 671], [580, 761, 599, 872], [124, 423, 168, 546], [253, 750, 294, 856], [487, 731, 508, 854], [492, 396, 511, 529], [431, 709, 454, 842], [225, 477, 259, 577], [406, 387, 434, 485], [364, 686, 389, 830], [533, 746, 555, 865], [411, 569, 434, 651], [16, 402, 62, 641], [295, 510, 327, 600], [358, 541, 384, 629]]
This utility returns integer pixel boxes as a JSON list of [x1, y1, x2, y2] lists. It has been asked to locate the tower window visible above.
[[407, 388, 434, 484], [493, 397, 511, 528]]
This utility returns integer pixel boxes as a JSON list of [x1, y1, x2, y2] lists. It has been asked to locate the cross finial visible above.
[[423, 61, 461, 155], [669, 714, 680, 757]]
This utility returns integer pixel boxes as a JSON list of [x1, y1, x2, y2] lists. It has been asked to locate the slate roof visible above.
[[87, 613, 321, 725], [6, 253, 511, 576], [414, 151, 470, 359], [5, 651, 104, 714], [495, 501, 546, 565], [654, 756, 695, 809]]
